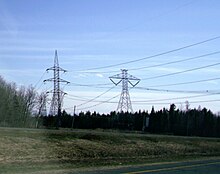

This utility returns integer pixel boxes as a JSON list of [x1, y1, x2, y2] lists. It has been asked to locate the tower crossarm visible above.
[[46, 67, 67, 72], [109, 73, 123, 86], [109, 69, 140, 113], [44, 78, 69, 84], [58, 78, 70, 84], [128, 80, 140, 87], [43, 78, 55, 83]]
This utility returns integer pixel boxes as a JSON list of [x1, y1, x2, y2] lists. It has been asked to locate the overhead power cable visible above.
[[135, 86, 220, 94], [83, 51, 220, 74], [65, 92, 220, 104], [34, 71, 47, 89], [67, 82, 113, 89], [77, 94, 121, 111], [66, 96, 91, 102], [66, 94, 90, 100], [81, 36, 220, 71], [185, 99, 220, 104], [77, 86, 116, 107], [71, 85, 214, 111], [66, 96, 117, 103], [66, 94, 118, 101], [132, 92, 220, 103], [137, 99, 220, 106], [69, 82, 112, 87], [65, 98, 220, 108], [148, 77, 220, 88], [142, 62, 220, 81], [35, 82, 44, 91], [64, 93, 220, 109], [129, 51, 220, 71]]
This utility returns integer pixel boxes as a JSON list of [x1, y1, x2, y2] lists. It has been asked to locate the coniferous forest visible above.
[[41, 105, 220, 138], [1, 75, 220, 138]]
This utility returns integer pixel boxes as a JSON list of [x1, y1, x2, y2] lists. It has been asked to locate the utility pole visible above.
[[142, 114, 146, 131], [185, 100, 190, 136], [185, 100, 190, 111], [71, 105, 76, 129], [109, 69, 140, 113], [44, 50, 69, 128]]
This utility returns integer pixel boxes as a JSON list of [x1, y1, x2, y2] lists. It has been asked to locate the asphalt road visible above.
[[74, 158, 220, 174]]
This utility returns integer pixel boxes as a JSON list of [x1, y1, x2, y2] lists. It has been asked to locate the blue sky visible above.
[[1, 0, 220, 114]]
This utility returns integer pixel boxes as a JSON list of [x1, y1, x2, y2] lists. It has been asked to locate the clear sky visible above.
[[1, 0, 220, 114]]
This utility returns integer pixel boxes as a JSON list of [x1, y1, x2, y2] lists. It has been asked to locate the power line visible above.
[[129, 51, 220, 71], [44, 84, 53, 93], [142, 62, 220, 81], [77, 86, 116, 107], [186, 99, 220, 104], [82, 51, 220, 74], [66, 94, 90, 100], [33, 71, 47, 88], [64, 93, 220, 110], [132, 93, 220, 103], [69, 82, 112, 87], [77, 94, 121, 111], [67, 82, 112, 88], [66, 85, 220, 111], [148, 77, 220, 88], [80, 36, 220, 71], [65, 96, 118, 104], [65, 92, 220, 104], [135, 86, 220, 94], [67, 92, 123, 102], [35, 82, 44, 91], [65, 98, 220, 108], [137, 99, 220, 106], [66, 96, 90, 102]]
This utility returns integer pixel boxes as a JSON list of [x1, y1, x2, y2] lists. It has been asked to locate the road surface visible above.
[[73, 158, 220, 174]]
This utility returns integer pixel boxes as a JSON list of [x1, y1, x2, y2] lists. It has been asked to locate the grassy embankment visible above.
[[1, 127, 220, 173]]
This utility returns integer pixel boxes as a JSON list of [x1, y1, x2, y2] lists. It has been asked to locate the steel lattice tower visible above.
[[109, 69, 140, 113], [44, 50, 69, 127]]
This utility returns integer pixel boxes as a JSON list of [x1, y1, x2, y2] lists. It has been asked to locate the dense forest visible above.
[[1, 75, 220, 138], [40, 105, 220, 137]]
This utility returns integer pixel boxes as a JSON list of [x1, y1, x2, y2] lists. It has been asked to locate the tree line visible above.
[[40, 104, 220, 138], [0, 76, 42, 127], [1, 75, 220, 137]]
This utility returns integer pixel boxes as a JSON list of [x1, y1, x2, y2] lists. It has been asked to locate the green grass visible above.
[[1, 127, 220, 173]]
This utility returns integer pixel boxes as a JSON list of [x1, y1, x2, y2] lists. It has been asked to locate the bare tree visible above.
[[18, 86, 37, 127], [35, 92, 47, 128]]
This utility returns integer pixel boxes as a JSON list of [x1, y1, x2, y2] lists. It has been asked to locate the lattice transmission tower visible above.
[[44, 50, 69, 126], [109, 69, 140, 113]]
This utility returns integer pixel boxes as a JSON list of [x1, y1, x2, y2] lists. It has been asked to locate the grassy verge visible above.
[[1, 127, 220, 173]]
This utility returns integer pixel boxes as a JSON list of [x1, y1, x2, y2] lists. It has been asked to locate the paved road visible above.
[[73, 158, 220, 174]]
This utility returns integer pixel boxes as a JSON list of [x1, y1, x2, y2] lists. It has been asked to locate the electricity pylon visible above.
[[109, 69, 140, 113], [44, 50, 69, 127]]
